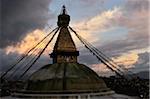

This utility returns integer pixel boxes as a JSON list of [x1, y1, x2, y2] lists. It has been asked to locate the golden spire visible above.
[[51, 5, 79, 63]]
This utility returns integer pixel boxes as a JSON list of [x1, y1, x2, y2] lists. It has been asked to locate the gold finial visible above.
[[62, 5, 66, 14]]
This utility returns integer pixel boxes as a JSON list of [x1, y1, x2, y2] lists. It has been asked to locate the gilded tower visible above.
[[50, 6, 79, 63]]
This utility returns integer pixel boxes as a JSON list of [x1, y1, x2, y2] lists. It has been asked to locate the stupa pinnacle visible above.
[[50, 5, 79, 63]]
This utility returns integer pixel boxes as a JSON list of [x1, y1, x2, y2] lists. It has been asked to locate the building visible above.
[[12, 6, 138, 99]]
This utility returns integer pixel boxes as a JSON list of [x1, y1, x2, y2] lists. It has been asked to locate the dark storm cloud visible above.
[[1, 0, 53, 48], [99, 38, 148, 57], [125, 0, 149, 12], [131, 52, 149, 72]]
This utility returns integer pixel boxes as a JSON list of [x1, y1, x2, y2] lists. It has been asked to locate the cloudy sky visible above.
[[1, 0, 149, 77]]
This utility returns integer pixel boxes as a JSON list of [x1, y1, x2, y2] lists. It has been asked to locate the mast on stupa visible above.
[[50, 5, 79, 63]]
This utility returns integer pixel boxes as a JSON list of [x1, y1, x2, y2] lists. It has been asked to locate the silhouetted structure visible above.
[[1, 5, 149, 99], [11, 5, 113, 99]]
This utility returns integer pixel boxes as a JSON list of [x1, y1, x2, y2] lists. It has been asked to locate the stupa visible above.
[[12, 5, 115, 99]]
